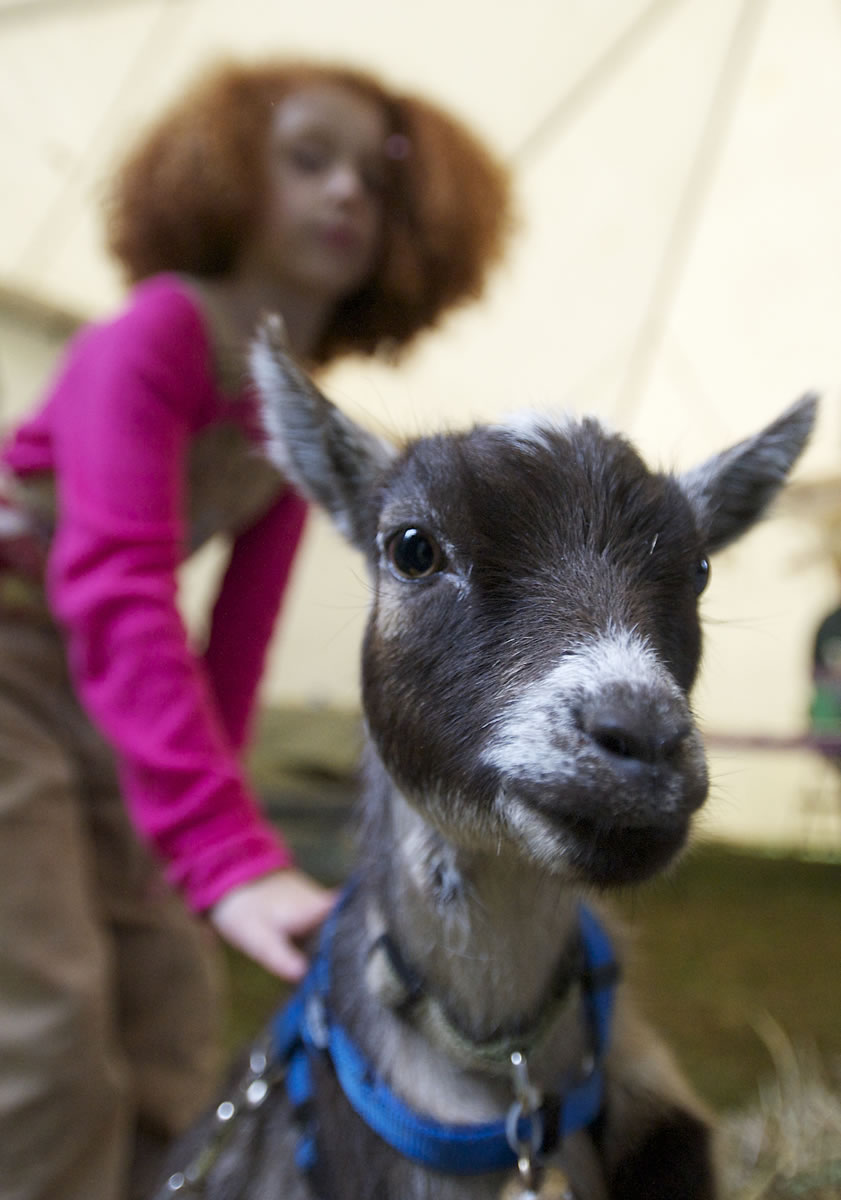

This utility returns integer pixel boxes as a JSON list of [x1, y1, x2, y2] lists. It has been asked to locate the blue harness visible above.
[[271, 893, 618, 1179]]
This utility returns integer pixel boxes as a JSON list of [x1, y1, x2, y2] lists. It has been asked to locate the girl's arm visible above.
[[202, 488, 308, 753], [46, 281, 295, 912]]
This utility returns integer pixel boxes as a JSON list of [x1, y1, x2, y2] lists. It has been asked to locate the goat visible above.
[[154, 322, 816, 1200]]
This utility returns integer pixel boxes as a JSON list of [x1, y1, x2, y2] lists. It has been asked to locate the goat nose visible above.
[[579, 702, 690, 766]]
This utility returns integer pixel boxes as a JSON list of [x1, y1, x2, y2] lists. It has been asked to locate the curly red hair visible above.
[[104, 59, 513, 365]]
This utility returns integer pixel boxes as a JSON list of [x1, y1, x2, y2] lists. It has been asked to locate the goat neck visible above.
[[357, 759, 583, 1061]]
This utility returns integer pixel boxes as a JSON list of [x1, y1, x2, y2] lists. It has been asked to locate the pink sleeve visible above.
[[203, 489, 308, 751], [46, 282, 294, 911]]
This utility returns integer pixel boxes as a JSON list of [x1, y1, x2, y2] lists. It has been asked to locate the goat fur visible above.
[[155, 322, 816, 1200]]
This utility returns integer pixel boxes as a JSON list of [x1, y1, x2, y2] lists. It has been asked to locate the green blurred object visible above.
[[811, 682, 841, 736]]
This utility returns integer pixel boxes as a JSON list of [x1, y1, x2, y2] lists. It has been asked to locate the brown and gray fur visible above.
[[155, 323, 816, 1200]]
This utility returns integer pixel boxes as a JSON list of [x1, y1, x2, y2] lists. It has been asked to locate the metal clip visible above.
[[505, 1050, 545, 1190]]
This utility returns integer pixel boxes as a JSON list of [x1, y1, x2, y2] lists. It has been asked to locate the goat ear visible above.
[[680, 393, 818, 553], [249, 315, 397, 549]]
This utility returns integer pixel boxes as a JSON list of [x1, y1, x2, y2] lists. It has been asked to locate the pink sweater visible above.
[[2, 276, 304, 910]]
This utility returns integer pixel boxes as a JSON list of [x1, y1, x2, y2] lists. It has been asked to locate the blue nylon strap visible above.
[[576, 902, 618, 1059], [324, 1019, 604, 1173], [272, 985, 308, 1064], [269, 894, 617, 1175]]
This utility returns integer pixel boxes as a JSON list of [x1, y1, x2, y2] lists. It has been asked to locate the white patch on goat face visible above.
[[483, 629, 670, 782], [501, 786, 577, 870], [495, 409, 578, 455], [481, 627, 706, 871]]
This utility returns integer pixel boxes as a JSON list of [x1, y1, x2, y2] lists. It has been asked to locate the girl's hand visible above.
[[209, 868, 338, 981]]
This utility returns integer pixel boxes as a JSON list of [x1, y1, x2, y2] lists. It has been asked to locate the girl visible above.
[[0, 59, 511, 1200]]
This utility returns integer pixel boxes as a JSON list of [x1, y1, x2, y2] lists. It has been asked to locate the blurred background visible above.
[[4, 0, 841, 855], [1, 4, 840, 1175]]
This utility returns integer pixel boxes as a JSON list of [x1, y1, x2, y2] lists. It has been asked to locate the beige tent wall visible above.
[[1, 0, 840, 853]]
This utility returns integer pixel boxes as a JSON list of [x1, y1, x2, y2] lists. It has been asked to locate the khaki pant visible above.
[[0, 620, 223, 1200]]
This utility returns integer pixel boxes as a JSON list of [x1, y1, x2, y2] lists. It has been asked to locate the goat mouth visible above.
[[561, 812, 690, 886]]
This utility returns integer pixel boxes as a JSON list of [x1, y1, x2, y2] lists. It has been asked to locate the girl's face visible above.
[[246, 82, 391, 303]]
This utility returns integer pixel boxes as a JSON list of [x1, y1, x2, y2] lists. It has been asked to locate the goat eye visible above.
[[386, 527, 443, 580], [694, 556, 710, 595]]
